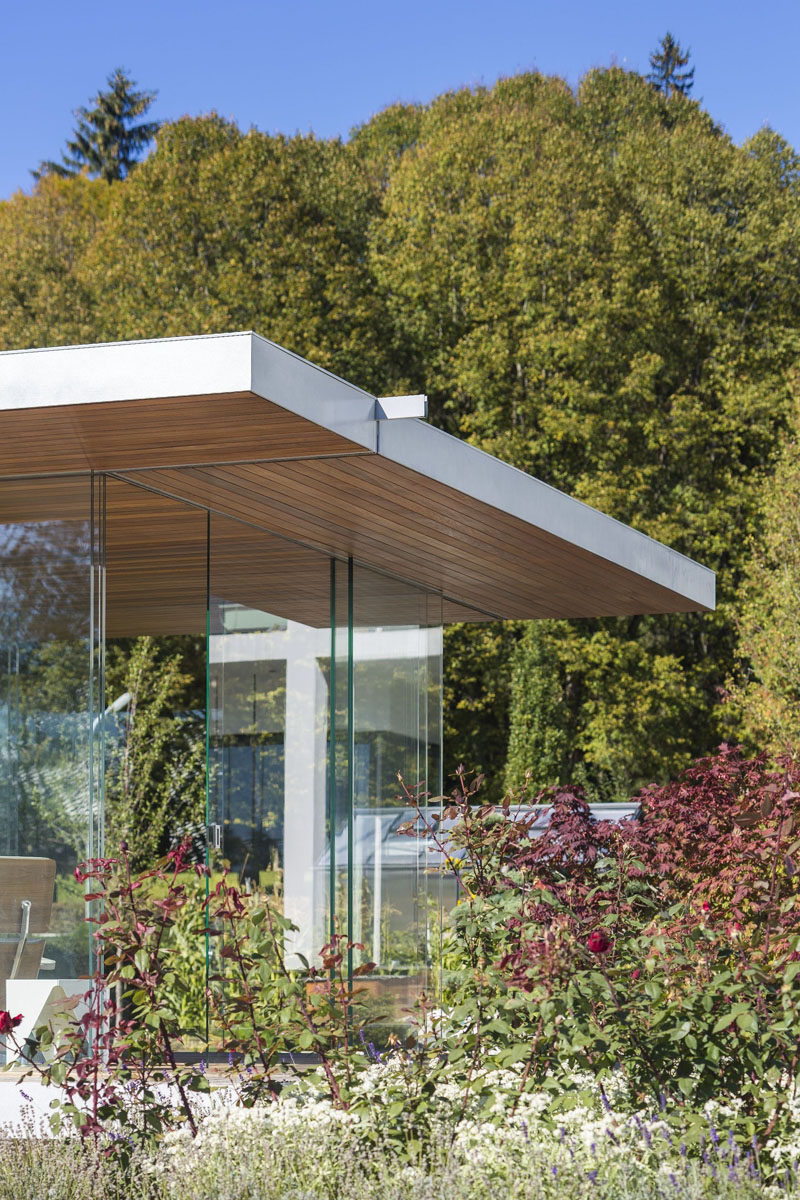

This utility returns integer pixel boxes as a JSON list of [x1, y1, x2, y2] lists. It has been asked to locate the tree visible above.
[[647, 32, 695, 97], [442, 622, 519, 802], [504, 622, 570, 793], [35, 68, 158, 183], [727, 381, 800, 754], [85, 116, 394, 392], [369, 69, 800, 794], [6, 68, 800, 799], [0, 173, 108, 349]]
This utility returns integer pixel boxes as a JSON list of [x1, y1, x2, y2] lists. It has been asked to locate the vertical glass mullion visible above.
[[328, 558, 337, 948], [204, 508, 211, 1047], [89, 472, 106, 978], [346, 556, 354, 983]]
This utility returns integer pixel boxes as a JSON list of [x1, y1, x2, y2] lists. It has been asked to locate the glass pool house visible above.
[[0, 332, 715, 1051]]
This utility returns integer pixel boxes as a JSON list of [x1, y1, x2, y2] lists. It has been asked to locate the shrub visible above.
[[398, 746, 800, 1154], [2, 745, 798, 1183]]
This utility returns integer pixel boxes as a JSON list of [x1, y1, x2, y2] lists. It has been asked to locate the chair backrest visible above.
[[0, 857, 56, 1013]]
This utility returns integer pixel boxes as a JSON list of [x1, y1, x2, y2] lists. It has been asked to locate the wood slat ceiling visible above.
[[130, 459, 699, 620], [0, 474, 471, 636], [105, 484, 460, 635], [0, 451, 702, 638], [0, 382, 709, 631], [0, 392, 368, 474]]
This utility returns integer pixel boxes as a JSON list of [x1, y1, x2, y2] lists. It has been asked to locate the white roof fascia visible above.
[[249, 333, 376, 448], [376, 418, 716, 612], [0, 331, 378, 452], [0, 332, 715, 610]]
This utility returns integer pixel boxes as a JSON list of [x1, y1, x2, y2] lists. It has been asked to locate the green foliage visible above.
[[349, 101, 424, 191], [507, 619, 706, 800], [728, 385, 800, 753], [443, 622, 519, 801], [647, 33, 695, 97], [5, 67, 800, 792], [505, 621, 570, 793], [85, 117, 393, 392], [10, 844, 380, 1157], [400, 751, 800, 1157], [369, 69, 800, 791], [9, 751, 800, 1181], [0, 174, 109, 349], [34, 68, 158, 183], [0, 1138, 128, 1200], [0, 1115, 790, 1200]]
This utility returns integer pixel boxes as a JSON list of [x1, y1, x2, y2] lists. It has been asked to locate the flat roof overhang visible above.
[[0, 332, 715, 624]]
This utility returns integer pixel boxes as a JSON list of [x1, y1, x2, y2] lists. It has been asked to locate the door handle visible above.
[[206, 823, 222, 850]]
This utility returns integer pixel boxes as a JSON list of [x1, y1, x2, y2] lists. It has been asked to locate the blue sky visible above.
[[1, 0, 798, 199]]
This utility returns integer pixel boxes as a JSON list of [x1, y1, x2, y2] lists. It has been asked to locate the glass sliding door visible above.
[[207, 514, 338, 967], [348, 565, 443, 1023], [0, 475, 99, 1061]]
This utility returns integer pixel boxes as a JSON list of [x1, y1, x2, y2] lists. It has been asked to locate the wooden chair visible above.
[[0, 856, 57, 1015]]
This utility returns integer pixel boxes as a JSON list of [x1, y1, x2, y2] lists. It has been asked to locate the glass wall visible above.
[[0, 476, 100, 1059], [207, 513, 338, 966], [103, 476, 208, 870], [0, 469, 445, 1058], [207, 526, 443, 1001], [103, 476, 209, 1042], [348, 566, 442, 1022]]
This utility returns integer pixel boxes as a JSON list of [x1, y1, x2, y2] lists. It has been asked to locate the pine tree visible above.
[[647, 32, 695, 97], [34, 68, 158, 183]]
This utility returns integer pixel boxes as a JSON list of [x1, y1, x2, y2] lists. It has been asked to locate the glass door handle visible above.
[[206, 823, 222, 850]]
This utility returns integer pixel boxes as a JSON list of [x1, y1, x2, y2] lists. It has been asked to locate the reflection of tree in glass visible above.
[[0, 520, 89, 645], [105, 636, 205, 872], [0, 516, 94, 976], [0, 519, 92, 867]]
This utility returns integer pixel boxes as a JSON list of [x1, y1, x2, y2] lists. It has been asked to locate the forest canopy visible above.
[[2, 63, 798, 799]]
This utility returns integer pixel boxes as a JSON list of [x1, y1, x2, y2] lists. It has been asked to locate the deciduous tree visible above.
[[369, 70, 800, 794]]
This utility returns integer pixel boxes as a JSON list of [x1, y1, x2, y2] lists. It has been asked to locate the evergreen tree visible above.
[[727, 379, 800, 754], [647, 32, 695, 97], [34, 68, 158, 183], [504, 622, 570, 793]]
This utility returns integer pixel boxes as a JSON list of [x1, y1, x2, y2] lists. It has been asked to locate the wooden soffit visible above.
[[0, 333, 716, 626]]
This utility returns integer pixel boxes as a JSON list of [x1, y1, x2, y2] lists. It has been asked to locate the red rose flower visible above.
[[586, 931, 611, 955], [702, 901, 711, 912], [0, 1011, 23, 1035]]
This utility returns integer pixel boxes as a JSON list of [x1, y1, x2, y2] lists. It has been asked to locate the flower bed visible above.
[[2, 747, 800, 1198]]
